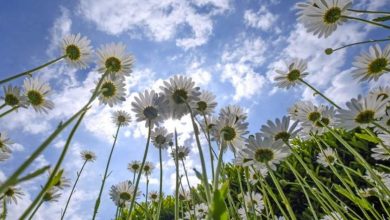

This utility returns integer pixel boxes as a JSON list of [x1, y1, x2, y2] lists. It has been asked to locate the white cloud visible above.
[[244, 6, 278, 31], [47, 6, 72, 57]]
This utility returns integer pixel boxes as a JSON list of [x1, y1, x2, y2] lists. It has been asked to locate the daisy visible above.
[[336, 95, 387, 130], [248, 167, 268, 185], [243, 191, 264, 211], [375, 114, 390, 133], [213, 115, 248, 152], [364, 169, 390, 190], [96, 75, 126, 107], [289, 101, 321, 123], [358, 188, 378, 198], [194, 90, 217, 115], [151, 127, 173, 149], [219, 104, 247, 123], [171, 146, 191, 161], [274, 59, 309, 89], [260, 116, 301, 142], [23, 77, 54, 113], [80, 150, 97, 162], [1, 85, 27, 107], [62, 33, 93, 69], [112, 110, 131, 127], [3, 185, 23, 204], [201, 115, 218, 132], [131, 90, 166, 128], [49, 169, 71, 189], [352, 44, 390, 82], [243, 133, 290, 171], [0, 132, 13, 153], [160, 75, 200, 119], [109, 181, 138, 206], [42, 187, 61, 203], [297, 0, 352, 38], [369, 86, 390, 102], [179, 190, 191, 201], [0, 151, 10, 162], [128, 160, 142, 174], [372, 134, 390, 161], [194, 203, 208, 219], [97, 43, 134, 78], [149, 191, 159, 203], [143, 161, 154, 176], [302, 105, 336, 135], [316, 147, 338, 167], [320, 211, 343, 220]]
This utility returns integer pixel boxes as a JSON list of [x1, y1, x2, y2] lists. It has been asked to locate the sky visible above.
[[0, 0, 389, 219]]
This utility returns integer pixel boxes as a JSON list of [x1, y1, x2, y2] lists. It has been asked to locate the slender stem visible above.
[[174, 130, 179, 220], [0, 105, 19, 119], [331, 37, 390, 53], [236, 168, 250, 220], [92, 124, 121, 220], [202, 114, 215, 181], [21, 110, 88, 219], [185, 102, 211, 203], [145, 177, 149, 217], [0, 71, 108, 195], [61, 160, 88, 220], [212, 141, 224, 191], [115, 206, 119, 220], [155, 147, 163, 220], [181, 160, 192, 190], [132, 172, 136, 185], [127, 120, 152, 219], [342, 15, 390, 29], [28, 200, 43, 220], [348, 9, 390, 15], [373, 121, 390, 134], [2, 199, 6, 220], [299, 78, 341, 109], [0, 55, 66, 85], [0, 103, 6, 110]]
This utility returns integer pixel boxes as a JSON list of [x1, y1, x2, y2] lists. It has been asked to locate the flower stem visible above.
[[155, 147, 163, 220], [21, 110, 87, 220], [92, 123, 121, 220], [202, 114, 215, 181], [331, 37, 390, 53], [181, 160, 192, 190], [61, 160, 88, 220], [373, 121, 390, 134], [28, 200, 43, 220], [347, 9, 390, 15], [145, 177, 149, 217], [299, 78, 341, 109], [212, 141, 225, 191], [174, 129, 179, 220], [0, 103, 6, 110], [2, 199, 6, 220], [127, 120, 152, 219], [342, 15, 390, 29], [0, 105, 19, 119], [0, 55, 66, 85]]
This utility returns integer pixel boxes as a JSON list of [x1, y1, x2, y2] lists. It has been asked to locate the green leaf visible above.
[[355, 133, 380, 144], [209, 181, 229, 220], [373, 15, 390, 22], [193, 168, 203, 182], [16, 165, 50, 184], [48, 169, 64, 189], [334, 185, 371, 210]]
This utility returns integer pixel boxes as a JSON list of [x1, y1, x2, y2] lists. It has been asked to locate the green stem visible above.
[[0, 55, 66, 85], [267, 165, 296, 220], [236, 168, 250, 220], [127, 120, 152, 219], [2, 199, 6, 220], [28, 200, 43, 220], [347, 9, 390, 15], [155, 147, 163, 220], [0, 105, 19, 118], [342, 15, 390, 29], [20, 110, 87, 219], [181, 160, 192, 190], [174, 130, 179, 220], [145, 177, 149, 217], [185, 102, 211, 203], [212, 141, 224, 191], [92, 123, 121, 220], [331, 37, 390, 53], [115, 206, 119, 220], [61, 160, 88, 220], [202, 114, 215, 181], [299, 78, 341, 109], [0, 103, 6, 110]]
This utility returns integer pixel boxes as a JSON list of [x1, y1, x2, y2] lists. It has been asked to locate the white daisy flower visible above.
[[290, 101, 321, 123], [128, 160, 142, 174], [320, 211, 343, 220], [297, 0, 352, 38], [302, 105, 336, 135], [201, 115, 218, 132], [149, 190, 159, 203], [160, 75, 200, 119], [194, 90, 217, 115], [179, 190, 191, 201], [364, 169, 390, 191], [80, 150, 97, 162], [248, 167, 268, 185], [213, 115, 248, 152], [110, 180, 138, 207], [96, 75, 126, 107], [3, 185, 23, 204], [372, 134, 390, 161], [23, 77, 54, 113], [171, 146, 191, 161], [375, 114, 390, 133], [243, 191, 264, 211], [42, 187, 61, 203], [260, 116, 301, 142], [274, 59, 309, 89], [243, 133, 290, 171], [0, 151, 10, 162], [0, 132, 13, 153], [1, 85, 27, 107], [358, 187, 378, 198], [316, 147, 338, 167], [143, 161, 154, 176], [97, 43, 134, 78], [62, 33, 93, 69], [131, 90, 167, 128], [151, 127, 173, 149], [369, 86, 390, 102], [112, 110, 131, 127], [219, 104, 247, 123], [336, 95, 387, 130], [194, 203, 208, 219], [352, 44, 390, 82]]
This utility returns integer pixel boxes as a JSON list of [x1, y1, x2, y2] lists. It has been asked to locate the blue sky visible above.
[[1, 0, 389, 219]]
